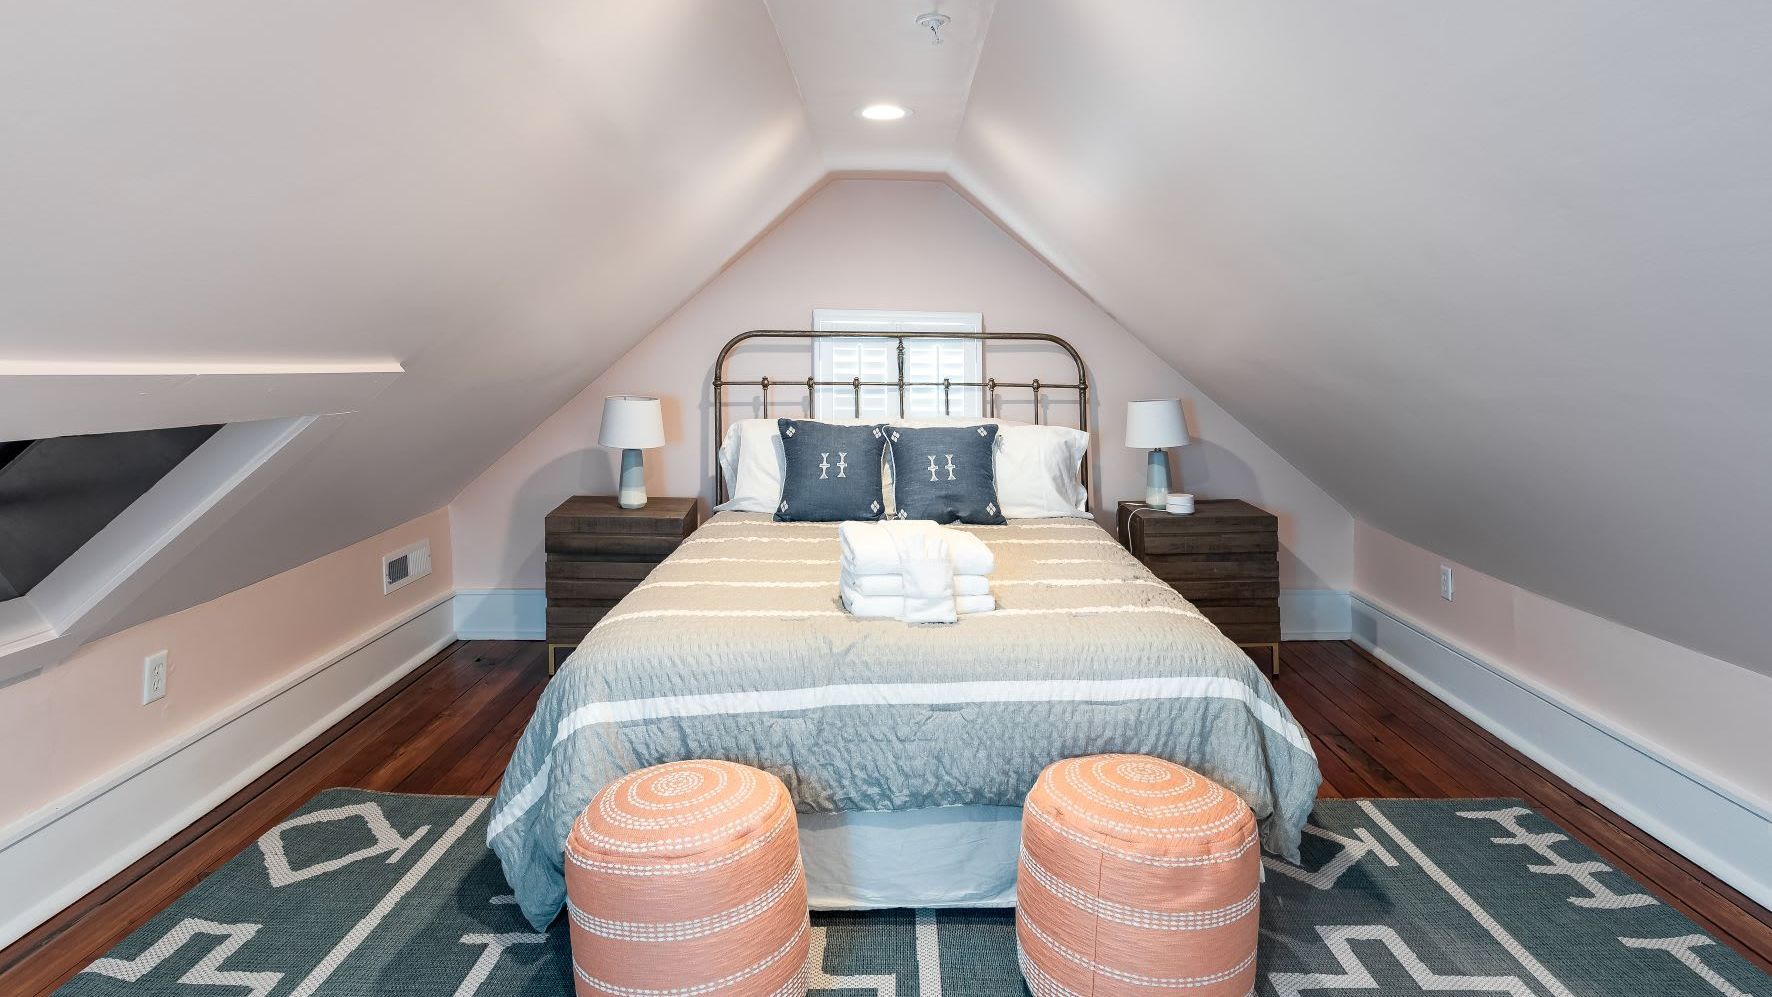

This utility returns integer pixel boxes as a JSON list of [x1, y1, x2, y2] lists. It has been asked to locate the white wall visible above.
[[1354, 521, 1772, 813], [449, 178, 1352, 596], [0, 508, 456, 947], [1352, 520, 1772, 906]]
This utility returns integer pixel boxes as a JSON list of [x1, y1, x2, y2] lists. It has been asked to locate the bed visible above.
[[488, 330, 1322, 931]]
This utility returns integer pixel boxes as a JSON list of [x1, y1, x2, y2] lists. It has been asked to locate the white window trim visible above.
[[810, 310, 984, 420]]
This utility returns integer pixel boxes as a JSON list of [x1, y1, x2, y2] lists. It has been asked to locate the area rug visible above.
[[57, 789, 1769, 996]]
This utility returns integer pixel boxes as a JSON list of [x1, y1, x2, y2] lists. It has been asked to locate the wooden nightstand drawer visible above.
[[546, 601, 623, 626], [1166, 578, 1281, 603], [1119, 498, 1282, 676], [1134, 530, 1279, 556], [1137, 553, 1278, 582], [544, 495, 699, 675], [544, 533, 686, 559], [1193, 604, 1281, 626], [545, 577, 645, 601], [546, 559, 659, 581]]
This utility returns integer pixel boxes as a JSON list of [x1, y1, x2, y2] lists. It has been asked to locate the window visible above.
[[811, 310, 984, 420]]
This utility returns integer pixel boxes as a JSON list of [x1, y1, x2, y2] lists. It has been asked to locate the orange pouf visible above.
[[1017, 755, 1261, 997], [565, 760, 809, 997]]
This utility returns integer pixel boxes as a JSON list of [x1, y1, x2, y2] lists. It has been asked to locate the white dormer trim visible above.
[[0, 360, 401, 442], [0, 360, 403, 683], [0, 415, 355, 683]]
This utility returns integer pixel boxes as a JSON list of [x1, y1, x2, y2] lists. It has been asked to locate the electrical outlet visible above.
[[383, 539, 432, 595], [142, 650, 168, 704], [1439, 565, 1455, 602]]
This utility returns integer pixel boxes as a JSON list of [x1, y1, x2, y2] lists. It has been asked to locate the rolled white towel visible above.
[[935, 527, 993, 576], [841, 569, 990, 597], [841, 587, 995, 617], [838, 520, 994, 576], [840, 587, 903, 619], [838, 520, 903, 574]]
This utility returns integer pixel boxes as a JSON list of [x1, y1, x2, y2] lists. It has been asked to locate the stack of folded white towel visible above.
[[839, 520, 996, 624]]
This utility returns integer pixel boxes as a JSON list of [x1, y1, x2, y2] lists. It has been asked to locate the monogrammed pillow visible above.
[[774, 418, 889, 522], [887, 424, 1005, 525]]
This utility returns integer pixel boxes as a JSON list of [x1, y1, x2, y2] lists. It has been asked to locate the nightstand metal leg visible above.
[[1267, 642, 1281, 677], [547, 644, 574, 676]]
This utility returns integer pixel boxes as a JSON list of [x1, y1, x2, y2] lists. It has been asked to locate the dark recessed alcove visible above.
[[0, 425, 221, 602]]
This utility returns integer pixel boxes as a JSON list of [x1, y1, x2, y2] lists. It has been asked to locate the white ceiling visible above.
[[950, 1, 1772, 675], [5, 0, 1770, 682], [765, 0, 997, 172]]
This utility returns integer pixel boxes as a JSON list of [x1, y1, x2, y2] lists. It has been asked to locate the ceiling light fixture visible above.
[[915, 11, 950, 45], [858, 104, 910, 122]]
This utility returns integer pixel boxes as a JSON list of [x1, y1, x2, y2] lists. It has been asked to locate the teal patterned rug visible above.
[[58, 789, 1769, 996]]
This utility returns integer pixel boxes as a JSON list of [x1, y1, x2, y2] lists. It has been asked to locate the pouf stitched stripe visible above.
[[1019, 849, 1260, 930], [1023, 801, 1259, 868], [566, 760, 809, 997], [568, 860, 805, 942], [571, 918, 811, 997], [566, 807, 796, 877], [1017, 755, 1260, 997]]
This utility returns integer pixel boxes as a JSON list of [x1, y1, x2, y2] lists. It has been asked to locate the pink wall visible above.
[[450, 178, 1352, 592], [0, 507, 452, 828], [1354, 521, 1772, 807]]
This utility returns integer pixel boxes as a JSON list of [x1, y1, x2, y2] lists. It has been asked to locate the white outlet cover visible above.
[[142, 650, 168, 705], [1439, 565, 1455, 602]]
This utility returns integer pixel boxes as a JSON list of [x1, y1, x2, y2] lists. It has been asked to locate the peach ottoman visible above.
[[565, 760, 810, 997], [1018, 754, 1261, 997]]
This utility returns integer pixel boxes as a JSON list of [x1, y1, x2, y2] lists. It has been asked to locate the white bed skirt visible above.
[[797, 805, 1023, 909]]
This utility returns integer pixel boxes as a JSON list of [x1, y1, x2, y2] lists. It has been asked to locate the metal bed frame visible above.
[[712, 329, 1090, 506]]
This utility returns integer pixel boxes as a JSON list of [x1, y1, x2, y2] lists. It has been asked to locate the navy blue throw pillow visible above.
[[887, 424, 1005, 525], [775, 419, 889, 521]]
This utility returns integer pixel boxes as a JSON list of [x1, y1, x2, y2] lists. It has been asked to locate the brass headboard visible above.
[[712, 329, 1089, 506]]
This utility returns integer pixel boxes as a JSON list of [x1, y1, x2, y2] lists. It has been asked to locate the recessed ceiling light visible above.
[[858, 104, 910, 122]]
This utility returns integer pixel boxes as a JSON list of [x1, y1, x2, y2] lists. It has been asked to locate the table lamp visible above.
[[1125, 399, 1191, 508], [599, 395, 665, 509]]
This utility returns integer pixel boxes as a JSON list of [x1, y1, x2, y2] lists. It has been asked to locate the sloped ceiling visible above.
[[7, 0, 1770, 681], [1, 1, 823, 631], [951, 2, 1772, 674]]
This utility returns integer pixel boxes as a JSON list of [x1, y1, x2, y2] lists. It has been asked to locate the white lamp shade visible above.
[[598, 395, 665, 449], [1124, 399, 1190, 449]]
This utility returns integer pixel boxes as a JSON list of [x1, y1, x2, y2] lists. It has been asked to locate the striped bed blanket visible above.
[[488, 512, 1321, 929]]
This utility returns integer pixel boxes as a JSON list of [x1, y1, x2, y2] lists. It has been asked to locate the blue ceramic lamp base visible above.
[[618, 448, 647, 509], [1145, 449, 1170, 508]]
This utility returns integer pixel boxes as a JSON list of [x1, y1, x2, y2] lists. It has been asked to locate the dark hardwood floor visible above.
[[1, 639, 1767, 994]]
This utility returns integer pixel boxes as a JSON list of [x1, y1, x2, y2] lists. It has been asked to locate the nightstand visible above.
[[545, 496, 699, 674], [1116, 499, 1281, 676]]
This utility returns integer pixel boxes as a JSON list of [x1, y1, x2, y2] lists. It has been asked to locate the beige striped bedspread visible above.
[[489, 512, 1321, 929]]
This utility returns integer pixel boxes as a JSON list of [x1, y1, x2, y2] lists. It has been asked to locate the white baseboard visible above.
[[452, 586, 1354, 642], [453, 588, 544, 640], [1280, 588, 1351, 640], [0, 596, 457, 950], [1349, 593, 1772, 911]]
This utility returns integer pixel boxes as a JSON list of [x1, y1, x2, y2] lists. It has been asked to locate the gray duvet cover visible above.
[[489, 513, 1320, 929]]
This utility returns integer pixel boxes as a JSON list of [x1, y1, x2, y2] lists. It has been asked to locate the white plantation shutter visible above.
[[811, 310, 984, 420]]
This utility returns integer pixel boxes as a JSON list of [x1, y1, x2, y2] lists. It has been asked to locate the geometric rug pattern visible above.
[[55, 789, 1770, 995]]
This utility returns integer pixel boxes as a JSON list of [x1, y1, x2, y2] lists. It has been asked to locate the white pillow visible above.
[[994, 424, 1090, 518], [716, 416, 1015, 514], [716, 418, 788, 513]]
